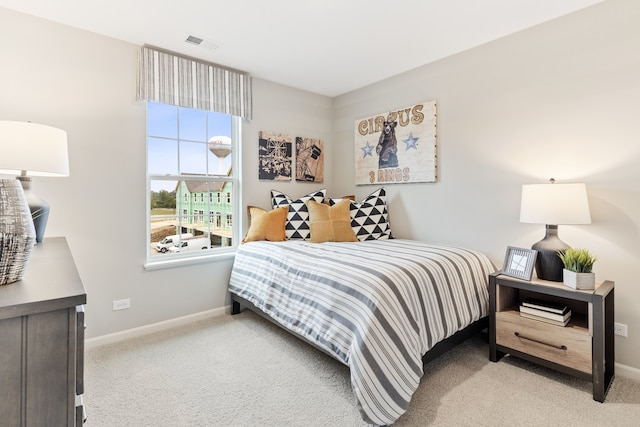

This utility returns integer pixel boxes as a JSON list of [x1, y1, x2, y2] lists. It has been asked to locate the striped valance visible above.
[[136, 45, 252, 120]]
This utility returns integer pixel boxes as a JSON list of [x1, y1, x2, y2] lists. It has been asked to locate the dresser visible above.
[[0, 237, 87, 426]]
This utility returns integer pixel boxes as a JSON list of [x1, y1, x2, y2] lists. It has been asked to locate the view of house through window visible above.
[[147, 101, 238, 260]]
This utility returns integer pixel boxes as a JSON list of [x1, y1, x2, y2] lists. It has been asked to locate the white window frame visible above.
[[144, 104, 242, 270]]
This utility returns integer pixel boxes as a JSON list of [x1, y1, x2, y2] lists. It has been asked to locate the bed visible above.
[[228, 238, 495, 425]]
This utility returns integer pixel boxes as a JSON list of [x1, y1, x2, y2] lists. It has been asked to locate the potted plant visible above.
[[558, 248, 597, 290]]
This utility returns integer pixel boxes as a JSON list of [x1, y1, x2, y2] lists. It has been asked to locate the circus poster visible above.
[[295, 137, 324, 183], [258, 131, 292, 181], [354, 101, 437, 185]]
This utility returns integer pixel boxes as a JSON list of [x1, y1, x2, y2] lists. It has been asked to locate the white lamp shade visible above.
[[520, 182, 591, 225], [0, 121, 69, 177]]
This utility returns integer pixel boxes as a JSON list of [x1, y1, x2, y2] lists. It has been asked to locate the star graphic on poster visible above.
[[360, 141, 374, 158], [403, 133, 419, 150]]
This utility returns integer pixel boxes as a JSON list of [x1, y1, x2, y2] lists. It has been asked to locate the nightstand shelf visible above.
[[489, 271, 614, 402], [499, 307, 589, 331]]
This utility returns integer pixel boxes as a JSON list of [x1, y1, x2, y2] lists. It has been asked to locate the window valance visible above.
[[136, 45, 252, 120]]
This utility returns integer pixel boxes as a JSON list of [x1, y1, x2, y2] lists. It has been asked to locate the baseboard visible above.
[[615, 362, 640, 381], [85, 306, 229, 350]]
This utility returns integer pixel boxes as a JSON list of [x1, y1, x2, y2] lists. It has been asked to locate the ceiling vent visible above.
[[185, 35, 204, 46], [185, 34, 220, 50]]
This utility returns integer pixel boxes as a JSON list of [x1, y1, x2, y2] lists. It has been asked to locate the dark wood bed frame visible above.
[[231, 293, 488, 365]]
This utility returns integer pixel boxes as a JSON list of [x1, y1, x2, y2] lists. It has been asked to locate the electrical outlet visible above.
[[614, 322, 628, 337], [112, 298, 131, 311]]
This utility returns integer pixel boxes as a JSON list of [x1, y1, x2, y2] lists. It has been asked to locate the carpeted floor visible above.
[[85, 311, 640, 426]]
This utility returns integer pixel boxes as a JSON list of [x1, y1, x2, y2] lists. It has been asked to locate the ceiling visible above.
[[0, 0, 602, 97]]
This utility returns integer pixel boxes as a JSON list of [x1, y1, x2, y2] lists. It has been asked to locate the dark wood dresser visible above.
[[0, 237, 87, 426]]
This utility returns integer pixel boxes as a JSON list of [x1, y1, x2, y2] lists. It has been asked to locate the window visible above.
[[146, 101, 240, 265]]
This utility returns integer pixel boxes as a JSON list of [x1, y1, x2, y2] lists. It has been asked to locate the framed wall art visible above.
[[258, 131, 292, 181], [354, 100, 437, 185], [295, 137, 324, 183]]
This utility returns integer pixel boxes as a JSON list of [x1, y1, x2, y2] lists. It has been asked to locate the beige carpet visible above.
[[85, 311, 640, 426]]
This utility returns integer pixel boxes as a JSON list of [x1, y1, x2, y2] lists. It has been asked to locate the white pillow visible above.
[[271, 189, 326, 240], [330, 187, 393, 241]]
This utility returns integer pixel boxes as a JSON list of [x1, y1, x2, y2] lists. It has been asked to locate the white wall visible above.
[[333, 0, 640, 371], [0, 8, 333, 338]]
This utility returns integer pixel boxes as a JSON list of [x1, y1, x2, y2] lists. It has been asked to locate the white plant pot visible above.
[[563, 269, 595, 290]]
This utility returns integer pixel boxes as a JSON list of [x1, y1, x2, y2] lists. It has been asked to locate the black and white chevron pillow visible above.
[[271, 189, 326, 240], [330, 188, 393, 241]]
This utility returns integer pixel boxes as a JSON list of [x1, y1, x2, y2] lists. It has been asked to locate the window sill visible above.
[[144, 249, 236, 271]]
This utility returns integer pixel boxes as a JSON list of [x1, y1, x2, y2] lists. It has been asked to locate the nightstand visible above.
[[489, 271, 614, 402]]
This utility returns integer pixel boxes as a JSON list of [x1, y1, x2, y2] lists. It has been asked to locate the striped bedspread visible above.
[[228, 239, 495, 425]]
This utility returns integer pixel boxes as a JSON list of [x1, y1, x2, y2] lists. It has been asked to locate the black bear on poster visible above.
[[376, 116, 398, 169]]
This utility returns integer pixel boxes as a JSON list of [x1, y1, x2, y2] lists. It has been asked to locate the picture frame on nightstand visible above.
[[502, 246, 537, 281]]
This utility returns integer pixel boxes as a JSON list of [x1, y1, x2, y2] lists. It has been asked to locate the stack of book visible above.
[[519, 297, 571, 326]]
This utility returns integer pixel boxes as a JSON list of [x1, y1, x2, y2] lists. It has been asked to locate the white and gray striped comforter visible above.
[[228, 239, 495, 425]]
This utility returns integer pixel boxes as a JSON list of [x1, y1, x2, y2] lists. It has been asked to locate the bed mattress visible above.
[[228, 239, 495, 425]]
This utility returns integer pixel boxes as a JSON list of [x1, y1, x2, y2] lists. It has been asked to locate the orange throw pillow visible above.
[[307, 199, 358, 243], [242, 206, 288, 243]]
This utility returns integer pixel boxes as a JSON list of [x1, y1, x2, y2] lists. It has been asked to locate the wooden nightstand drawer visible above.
[[496, 311, 592, 374]]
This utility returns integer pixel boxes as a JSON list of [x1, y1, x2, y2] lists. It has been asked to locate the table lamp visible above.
[[0, 121, 69, 243], [520, 178, 591, 281]]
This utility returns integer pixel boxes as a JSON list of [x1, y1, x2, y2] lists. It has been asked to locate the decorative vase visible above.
[[17, 176, 50, 243], [0, 179, 37, 285], [563, 268, 596, 290]]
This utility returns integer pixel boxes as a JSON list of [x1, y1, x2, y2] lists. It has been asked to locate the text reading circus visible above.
[[354, 101, 436, 185]]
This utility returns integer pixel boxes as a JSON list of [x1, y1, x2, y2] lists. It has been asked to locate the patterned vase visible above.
[[0, 179, 37, 285]]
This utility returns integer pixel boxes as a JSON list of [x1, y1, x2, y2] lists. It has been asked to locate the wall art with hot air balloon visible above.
[[295, 137, 324, 183], [258, 131, 293, 181]]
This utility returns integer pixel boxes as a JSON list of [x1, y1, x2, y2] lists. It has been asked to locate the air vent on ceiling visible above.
[[184, 34, 220, 50], [185, 35, 204, 46]]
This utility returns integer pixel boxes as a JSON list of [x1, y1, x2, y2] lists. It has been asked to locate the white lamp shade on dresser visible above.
[[0, 121, 69, 177]]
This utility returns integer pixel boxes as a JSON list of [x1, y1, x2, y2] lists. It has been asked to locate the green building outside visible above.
[[176, 180, 233, 247]]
